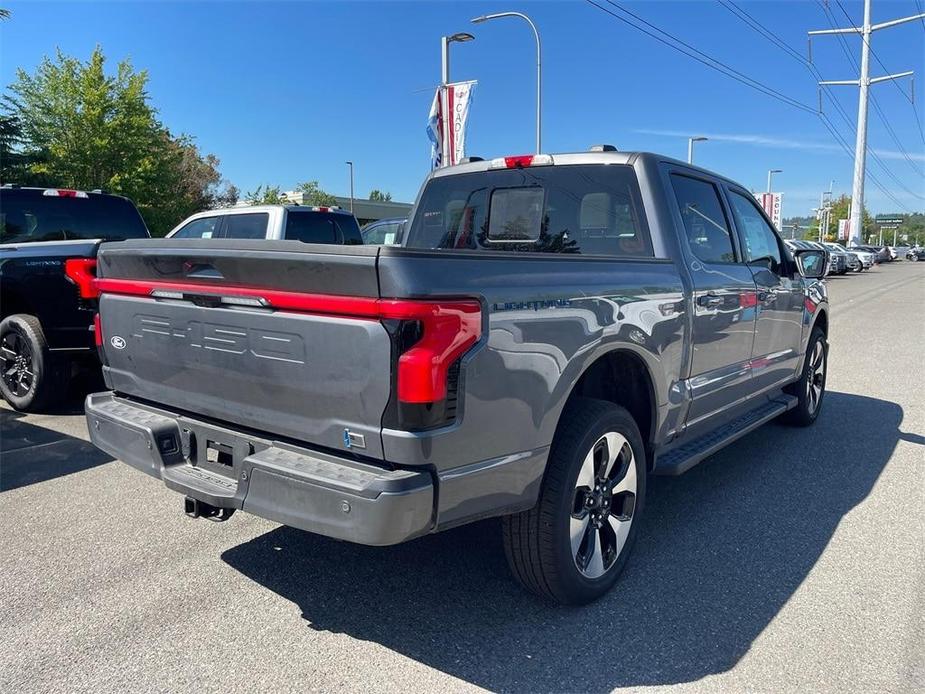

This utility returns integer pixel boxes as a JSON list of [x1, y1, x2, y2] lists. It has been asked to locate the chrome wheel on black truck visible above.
[[503, 398, 645, 605]]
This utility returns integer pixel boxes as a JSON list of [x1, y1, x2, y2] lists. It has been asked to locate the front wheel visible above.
[[502, 398, 646, 605], [782, 327, 827, 427]]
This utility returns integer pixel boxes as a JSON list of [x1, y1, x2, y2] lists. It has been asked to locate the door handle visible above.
[[698, 293, 723, 308]]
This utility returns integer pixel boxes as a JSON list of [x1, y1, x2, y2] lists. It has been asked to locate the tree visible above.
[[806, 194, 874, 242], [244, 184, 287, 205], [296, 180, 337, 206], [369, 189, 392, 202], [5, 46, 233, 235], [0, 112, 48, 185]]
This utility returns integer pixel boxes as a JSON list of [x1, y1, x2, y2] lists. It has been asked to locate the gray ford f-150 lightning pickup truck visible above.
[[85, 149, 829, 604]]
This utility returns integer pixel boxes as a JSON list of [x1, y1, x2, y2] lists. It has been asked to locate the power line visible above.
[[583, 0, 917, 213], [817, 0, 925, 171], [818, 111, 912, 211], [584, 0, 818, 113], [717, 0, 922, 200], [829, 0, 925, 146]]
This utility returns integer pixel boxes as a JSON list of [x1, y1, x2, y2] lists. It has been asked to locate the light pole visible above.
[[688, 136, 707, 164], [439, 32, 475, 167], [441, 32, 475, 86], [345, 161, 354, 214], [472, 11, 542, 153], [767, 169, 782, 193]]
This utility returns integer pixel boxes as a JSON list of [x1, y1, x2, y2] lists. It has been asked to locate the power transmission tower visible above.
[[809, 0, 924, 246]]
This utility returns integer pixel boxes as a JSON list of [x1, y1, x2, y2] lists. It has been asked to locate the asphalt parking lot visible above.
[[1, 262, 923, 694]]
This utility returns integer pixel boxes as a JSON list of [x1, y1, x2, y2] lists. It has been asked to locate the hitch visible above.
[[184, 496, 235, 522]]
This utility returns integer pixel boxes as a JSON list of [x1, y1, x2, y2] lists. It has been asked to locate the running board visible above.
[[654, 395, 798, 476]]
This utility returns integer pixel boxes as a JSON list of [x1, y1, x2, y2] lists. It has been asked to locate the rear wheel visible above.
[[0, 314, 68, 412], [502, 398, 646, 605], [782, 327, 826, 427]]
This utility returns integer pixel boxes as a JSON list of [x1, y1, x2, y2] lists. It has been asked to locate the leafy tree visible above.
[[244, 184, 287, 205], [5, 46, 232, 235], [369, 189, 392, 202], [296, 180, 337, 206], [805, 194, 875, 243], [0, 112, 48, 185]]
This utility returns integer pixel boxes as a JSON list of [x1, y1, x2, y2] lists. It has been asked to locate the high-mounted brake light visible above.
[[489, 154, 554, 170], [64, 258, 99, 299], [43, 188, 89, 198], [308, 206, 341, 213]]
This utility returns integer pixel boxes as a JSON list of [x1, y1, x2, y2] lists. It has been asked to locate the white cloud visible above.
[[633, 128, 925, 163]]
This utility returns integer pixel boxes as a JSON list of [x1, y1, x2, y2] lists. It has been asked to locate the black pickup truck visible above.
[[0, 186, 149, 410]]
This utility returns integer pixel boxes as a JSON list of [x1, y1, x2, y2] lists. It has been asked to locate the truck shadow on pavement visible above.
[[222, 391, 902, 691], [0, 408, 113, 492]]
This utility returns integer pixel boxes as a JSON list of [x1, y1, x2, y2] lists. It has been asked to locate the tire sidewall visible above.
[[548, 404, 647, 603], [0, 315, 50, 410], [798, 329, 827, 423]]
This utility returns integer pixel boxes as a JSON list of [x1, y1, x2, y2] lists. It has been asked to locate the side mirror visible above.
[[794, 249, 828, 279]]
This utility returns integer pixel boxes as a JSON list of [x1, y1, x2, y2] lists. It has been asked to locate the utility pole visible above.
[[809, 0, 923, 247]]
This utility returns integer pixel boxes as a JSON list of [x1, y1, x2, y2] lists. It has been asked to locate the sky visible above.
[[2, 0, 924, 218]]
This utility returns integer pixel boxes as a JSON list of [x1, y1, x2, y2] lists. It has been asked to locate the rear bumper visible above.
[[85, 392, 434, 546]]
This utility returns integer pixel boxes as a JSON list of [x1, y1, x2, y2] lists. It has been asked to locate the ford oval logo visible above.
[[110, 336, 127, 350]]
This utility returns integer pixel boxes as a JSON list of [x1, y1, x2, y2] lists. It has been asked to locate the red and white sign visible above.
[[838, 219, 849, 241], [754, 192, 783, 231], [427, 80, 477, 169]]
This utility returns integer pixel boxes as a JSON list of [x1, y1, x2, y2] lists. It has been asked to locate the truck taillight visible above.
[[64, 258, 99, 299], [93, 313, 103, 348], [380, 300, 481, 404]]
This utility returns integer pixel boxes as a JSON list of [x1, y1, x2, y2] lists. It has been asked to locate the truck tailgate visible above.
[[95, 240, 391, 458]]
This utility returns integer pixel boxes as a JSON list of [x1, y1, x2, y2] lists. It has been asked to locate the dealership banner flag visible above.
[[427, 80, 477, 169], [754, 192, 784, 231], [426, 88, 444, 170], [445, 80, 476, 167]]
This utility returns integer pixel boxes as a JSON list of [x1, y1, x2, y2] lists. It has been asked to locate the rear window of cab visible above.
[[0, 190, 149, 244], [404, 164, 652, 257]]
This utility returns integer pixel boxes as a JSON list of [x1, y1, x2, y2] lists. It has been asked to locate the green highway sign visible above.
[[876, 215, 903, 225]]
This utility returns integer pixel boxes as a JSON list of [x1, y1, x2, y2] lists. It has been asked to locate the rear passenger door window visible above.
[[222, 213, 268, 240], [726, 191, 783, 274], [669, 174, 736, 264], [173, 216, 222, 239]]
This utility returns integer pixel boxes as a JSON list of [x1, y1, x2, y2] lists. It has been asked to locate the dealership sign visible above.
[[426, 80, 477, 169], [838, 219, 850, 241], [875, 215, 903, 225], [754, 192, 783, 231]]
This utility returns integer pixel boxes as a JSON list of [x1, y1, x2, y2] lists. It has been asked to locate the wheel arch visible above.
[[813, 307, 829, 337], [0, 286, 36, 323], [558, 348, 659, 471]]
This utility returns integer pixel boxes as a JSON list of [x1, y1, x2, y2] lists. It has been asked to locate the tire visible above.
[[502, 398, 646, 605], [782, 327, 827, 427], [0, 314, 68, 412]]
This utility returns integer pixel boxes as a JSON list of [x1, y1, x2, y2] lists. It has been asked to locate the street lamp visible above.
[[471, 11, 542, 153], [767, 168, 783, 193], [688, 136, 707, 164], [345, 161, 354, 214], [441, 32, 475, 85]]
